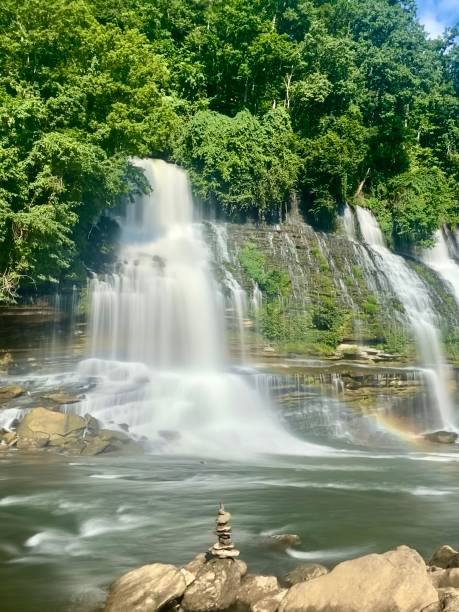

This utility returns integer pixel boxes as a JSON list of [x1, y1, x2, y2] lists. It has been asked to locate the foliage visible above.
[[239, 244, 291, 299], [0, 0, 458, 299]]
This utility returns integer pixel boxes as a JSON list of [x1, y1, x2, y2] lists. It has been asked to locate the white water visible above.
[[423, 230, 459, 306], [78, 159, 328, 457], [355, 207, 454, 429]]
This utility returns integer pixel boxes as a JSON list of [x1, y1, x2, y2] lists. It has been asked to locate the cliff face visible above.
[[205, 216, 459, 363]]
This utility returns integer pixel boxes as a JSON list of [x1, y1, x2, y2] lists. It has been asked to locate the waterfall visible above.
[[78, 159, 327, 457], [423, 230, 459, 306], [355, 206, 454, 429]]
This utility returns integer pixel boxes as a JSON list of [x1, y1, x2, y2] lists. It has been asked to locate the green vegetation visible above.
[[0, 0, 458, 299]]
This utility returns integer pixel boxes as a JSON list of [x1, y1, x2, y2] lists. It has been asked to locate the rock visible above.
[[283, 564, 328, 587], [279, 546, 439, 612], [1, 431, 17, 445], [0, 385, 24, 405], [181, 568, 196, 587], [104, 563, 186, 612], [253, 589, 288, 612], [41, 392, 81, 405], [182, 553, 207, 584], [16, 432, 49, 449], [17, 407, 86, 438], [99, 429, 131, 442], [181, 558, 241, 612], [424, 431, 458, 445], [430, 545, 459, 569], [237, 575, 280, 608], [432, 568, 459, 588], [80, 436, 111, 456], [439, 588, 459, 612], [236, 559, 248, 577], [266, 534, 301, 551], [84, 414, 100, 434]]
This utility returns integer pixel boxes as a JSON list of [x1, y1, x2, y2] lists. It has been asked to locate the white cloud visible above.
[[419, 11, 446, 38]]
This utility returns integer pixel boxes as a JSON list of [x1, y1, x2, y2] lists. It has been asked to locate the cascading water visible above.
[[423, 229, 459, 306], [355, 206, 454, 429], [77, 159, 327, 457]]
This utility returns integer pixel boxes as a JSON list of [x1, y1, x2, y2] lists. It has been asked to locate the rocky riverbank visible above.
[[0, 403, 143, 457], [103, 538, 459, 612]]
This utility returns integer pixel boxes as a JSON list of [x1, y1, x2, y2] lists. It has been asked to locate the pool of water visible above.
[[1, 443, 459, 612]]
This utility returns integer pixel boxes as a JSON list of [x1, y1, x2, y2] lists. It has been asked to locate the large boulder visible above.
[[236, 575, 280, 608], [283, 564, 328, 587], [104, 563, 186, 612], [181, 558, 241, 611], [279, 546, 439, 612], [17, 407, 86, 438], [439, 588, 459, 612], [430, 545, 459, 569]]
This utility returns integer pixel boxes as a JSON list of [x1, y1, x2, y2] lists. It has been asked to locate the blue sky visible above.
[[417, 0, 459, 37]]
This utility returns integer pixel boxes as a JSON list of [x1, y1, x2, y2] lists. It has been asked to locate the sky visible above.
[[417, 0, 459, 38]]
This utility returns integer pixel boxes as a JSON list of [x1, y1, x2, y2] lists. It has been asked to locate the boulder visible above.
[[41, 392, 80, 405], [283, 564, 328, 587], [430, 545, 459, 569], [17, 407, 86, 438], [431, 568, 459, 588], [16, 431, 49, 449], [439, 588, 459, 612], [181, 558, 241, 611], [424, 431, 458, 445], [0, 385, 24, 405], [279, 546, 439, 612], [104, 563, 186, 612], [253, 589, 288, 612], [180, 554, 208, 588], [80, 436, 111, 456], [236, 575, 280, 608], [236, 559, 248, 577]]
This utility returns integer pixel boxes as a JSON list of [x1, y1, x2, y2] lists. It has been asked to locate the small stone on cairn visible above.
[[209, 503, 240, 559]]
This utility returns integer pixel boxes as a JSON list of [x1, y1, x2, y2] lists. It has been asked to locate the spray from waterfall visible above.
[[355, 206, 454, 430]]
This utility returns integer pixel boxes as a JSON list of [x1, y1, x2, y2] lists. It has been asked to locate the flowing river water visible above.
[[1, 160, 459, 611]]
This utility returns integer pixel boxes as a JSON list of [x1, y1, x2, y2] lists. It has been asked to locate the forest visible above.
[[0, 0, 458, 301]]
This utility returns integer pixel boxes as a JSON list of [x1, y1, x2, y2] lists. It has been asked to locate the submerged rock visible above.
[[104, 563, 186, 612], [279, 546, 439, 612], [265, 534, 301, 551], [181, 558, 241, 611], [424, 431, 458, 445], [283, 563, 328, 587]]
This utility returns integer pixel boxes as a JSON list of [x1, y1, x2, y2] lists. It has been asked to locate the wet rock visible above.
[[16, 432, 49, 449], [279, 546, 439, 612], [80, 436, 111, 456], [236, 574, 280, 608], [17, 407, 86, 438], [1, 430, 17, 446], [424, 431, 458, 445], [84, 414, 100, 434], [253, 589, 288, 612], [99, 429, 131, 442], [430, 545, 459, 569], [283, 563, 328, 587], [181, 558, 241, 612], [265, 534, 301, 551], [0, 385, 24, 405], [41, 392, 81, 405], [104, 563, 186, 612]]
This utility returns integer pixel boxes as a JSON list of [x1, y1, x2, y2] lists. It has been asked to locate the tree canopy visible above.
[[0, 0, 458, 299]]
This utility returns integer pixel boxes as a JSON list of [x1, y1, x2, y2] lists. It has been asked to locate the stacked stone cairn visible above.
[[209, 503, 240, 559]]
